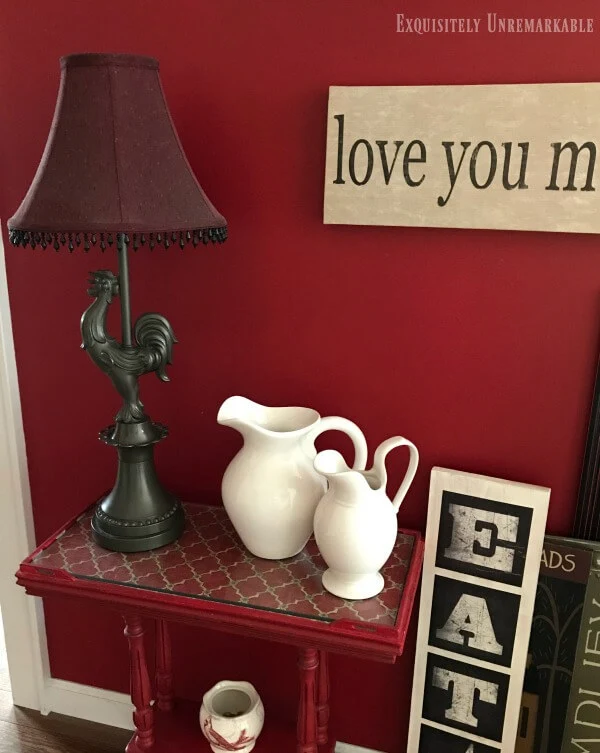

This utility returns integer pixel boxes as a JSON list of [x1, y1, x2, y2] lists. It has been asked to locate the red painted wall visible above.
[[1, 0, 599, 749]]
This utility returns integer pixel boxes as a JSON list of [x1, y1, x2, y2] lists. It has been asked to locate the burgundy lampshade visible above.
[[8, 53, 227, 251]]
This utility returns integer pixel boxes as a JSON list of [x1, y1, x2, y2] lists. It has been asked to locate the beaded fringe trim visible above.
[[8, 226, 227, 251]]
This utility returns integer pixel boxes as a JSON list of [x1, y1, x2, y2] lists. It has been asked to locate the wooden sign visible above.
[[407, 468, 550, 753], [324, 83, 600, 234]]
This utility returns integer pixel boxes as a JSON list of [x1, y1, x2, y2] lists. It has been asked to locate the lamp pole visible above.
[[117, 233, 132, 347]]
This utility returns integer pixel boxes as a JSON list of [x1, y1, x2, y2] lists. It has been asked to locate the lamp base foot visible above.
[[91, 503, 185, 553], [91, 420, 185, 553]]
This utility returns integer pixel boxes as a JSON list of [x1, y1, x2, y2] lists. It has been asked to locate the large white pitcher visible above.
[[217, 396, 368, 559]]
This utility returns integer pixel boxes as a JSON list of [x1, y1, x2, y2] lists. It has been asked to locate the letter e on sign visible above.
[[436, 492, 533, 587], [444, 504, 519, 573]]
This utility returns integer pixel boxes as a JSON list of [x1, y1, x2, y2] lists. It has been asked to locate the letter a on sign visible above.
[[407, 468, 549, 753], [436, 594, 503, 655]]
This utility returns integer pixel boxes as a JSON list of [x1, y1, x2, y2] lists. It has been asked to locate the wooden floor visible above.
[[0, 609, 131, 753]]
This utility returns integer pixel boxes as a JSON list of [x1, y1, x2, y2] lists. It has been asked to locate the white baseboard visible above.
[[41, 678, 134, 730], [39, 679, 383, 751]]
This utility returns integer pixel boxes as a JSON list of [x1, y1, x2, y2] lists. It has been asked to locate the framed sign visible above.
[[324, 83, 600, 234], [407, 468, 550, 753], [573, 353, 600, 540]]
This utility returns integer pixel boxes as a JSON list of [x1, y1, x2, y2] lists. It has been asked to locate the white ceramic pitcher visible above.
[[218, 396, 368, 559], [313, 436, 419, 599]]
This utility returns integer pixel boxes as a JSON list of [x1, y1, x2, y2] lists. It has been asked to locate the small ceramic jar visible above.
[[200, 680, 264, 753]]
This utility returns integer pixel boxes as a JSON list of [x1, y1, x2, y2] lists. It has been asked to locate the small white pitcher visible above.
[[314, 436, 419, 599], [200, 680, 264, 753], [218, 396, 368, 559]]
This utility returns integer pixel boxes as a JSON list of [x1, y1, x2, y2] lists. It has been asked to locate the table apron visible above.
[[18, 578, 402, 663]]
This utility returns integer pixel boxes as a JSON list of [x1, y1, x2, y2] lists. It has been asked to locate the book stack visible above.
[[516, 537, 600, 753]]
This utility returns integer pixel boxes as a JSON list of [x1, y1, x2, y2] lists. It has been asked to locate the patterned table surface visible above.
[[31, 502, 416, 627]]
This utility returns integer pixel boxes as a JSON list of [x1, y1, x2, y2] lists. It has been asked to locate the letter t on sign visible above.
[[433, 667, 499, 727]]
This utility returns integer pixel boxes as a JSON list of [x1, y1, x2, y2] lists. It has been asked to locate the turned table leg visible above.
[[316, 650, 330, 746], [297, 648, 319, 753], [124, 615, 154, 750], [155, 619, 174, 712]]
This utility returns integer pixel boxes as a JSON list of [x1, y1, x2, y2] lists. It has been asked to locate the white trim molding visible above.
[[0, 227, 48, 710], [0, 226, 131, 729], [42, 679, 133, 729]]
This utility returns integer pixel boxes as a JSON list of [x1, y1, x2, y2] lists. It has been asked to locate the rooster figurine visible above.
[[81, 268, 184, 554], [81, 270, 177, 425]]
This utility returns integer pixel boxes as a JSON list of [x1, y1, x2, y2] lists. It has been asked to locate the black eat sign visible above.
[[407, 468, 549, 753]]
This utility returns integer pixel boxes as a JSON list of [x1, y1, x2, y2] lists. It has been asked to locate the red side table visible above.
[[16, 502, 423, 752]]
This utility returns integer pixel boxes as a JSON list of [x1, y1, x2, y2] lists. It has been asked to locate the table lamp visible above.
[[8, 53, 227, 552]]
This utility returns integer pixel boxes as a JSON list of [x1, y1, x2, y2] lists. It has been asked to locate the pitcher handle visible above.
[[311, 416, 368, 470], [374, 436, 419, 513]]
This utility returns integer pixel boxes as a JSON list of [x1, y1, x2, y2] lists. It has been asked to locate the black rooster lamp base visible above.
[[82, 234, 184, 552], [91, 421, 185, 552]]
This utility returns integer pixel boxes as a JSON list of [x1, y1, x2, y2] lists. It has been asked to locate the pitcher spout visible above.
[[314, 450, 369, 503], [217, 395, 258, 431], [218, 395, 320, 437]]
